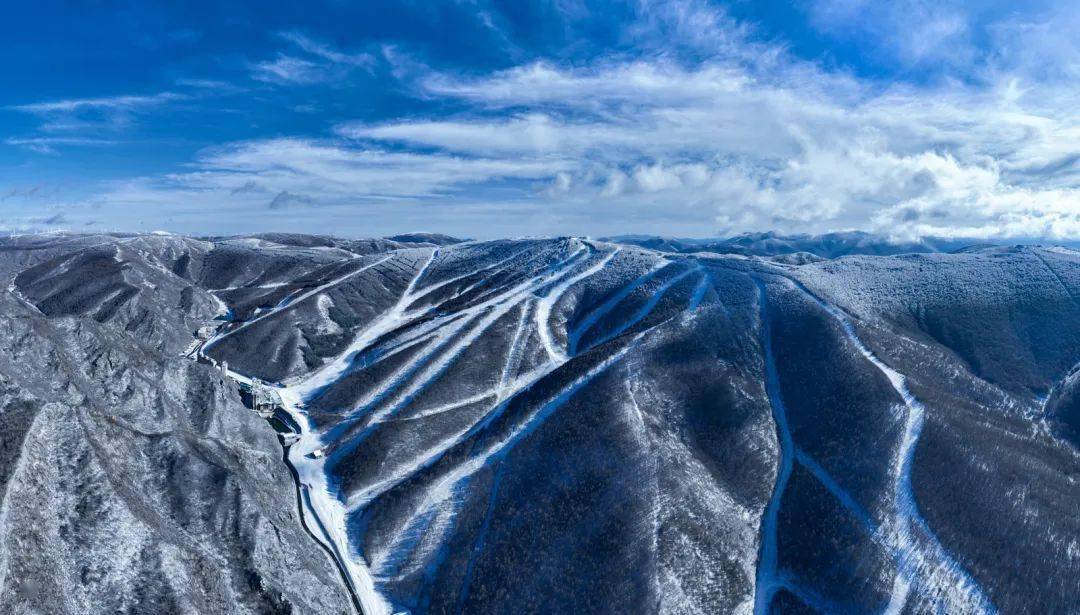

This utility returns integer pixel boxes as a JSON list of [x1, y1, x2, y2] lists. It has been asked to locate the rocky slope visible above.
[[0, 234, 361, 614], [1, 232, 1077, 614]]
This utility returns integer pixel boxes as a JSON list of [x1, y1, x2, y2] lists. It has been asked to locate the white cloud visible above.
[[91, 138, 568, 217], [625, 0, 754, 59], [340, 114, 566, 156], [339, 56, 1078, 239], [54, 0, 1079, 240], [75, 53, 1080, 239], [278, 31, 374, 68], [250, 55, 328, 85], [251, 32, 375, 85], [633, 163, 706, 192], [421, 61, 753, 109], [984, 7, 1080, 81], [805, 0, 1080, 81], [4, 136, 118, 154], [806, 0, 975, 69], [9, 92, 183, 114], [175, 78, 245, 94], [7, 90, 186, 142]]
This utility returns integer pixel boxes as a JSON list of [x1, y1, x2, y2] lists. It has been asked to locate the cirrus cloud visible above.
[[335, 56, 1080, 239], [40, 0, 1080, 240]]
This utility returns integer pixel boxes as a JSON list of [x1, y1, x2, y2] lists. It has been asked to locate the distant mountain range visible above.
[[604, 230, 1080, 259], [0, 231, 1077, 614]]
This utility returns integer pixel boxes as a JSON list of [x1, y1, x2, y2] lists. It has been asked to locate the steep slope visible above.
[[194, 237, 1080, 614], [0, 235, 354, 614], [2, 234, 1077, 614]]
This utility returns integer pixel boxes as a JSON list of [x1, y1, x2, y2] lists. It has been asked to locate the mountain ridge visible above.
[[0, 232, 1076, 614]]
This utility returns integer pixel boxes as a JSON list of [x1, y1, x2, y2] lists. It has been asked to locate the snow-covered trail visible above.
[[362, 247, 612, 421], [194, 361, 388, 615], [333, 248, 708, 518], [752, 278, 796, 615], [306, 243, 602, 452], [364, 331, 646, 580], [198, 239, 706, 614], [784, 275, 996, 614], [254, 240, 623, 613], [290, 241, 588, 399], [583, 262, 700, 353], [201, 253, 394, 353], [535, 245, 620, 362], [566, 259, 668, 356], [326, 245, 625, 501], [1032, 249, 1079, 308], [276, 385, 395, 615], [191, 247, 441, 615], [281, 247, 443, 399]]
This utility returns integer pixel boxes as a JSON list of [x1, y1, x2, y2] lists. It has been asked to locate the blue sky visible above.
[[1, 0, 1077, 239]]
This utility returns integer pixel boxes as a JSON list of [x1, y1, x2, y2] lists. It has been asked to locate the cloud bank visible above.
[[83, 55, 1077, 238], [4, 0, 1078, 239]]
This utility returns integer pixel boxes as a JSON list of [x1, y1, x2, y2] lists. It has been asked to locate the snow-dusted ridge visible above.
[[198, 238, 656, 613], [172, 235, 1080, 614], [782, 274, 996, 614]]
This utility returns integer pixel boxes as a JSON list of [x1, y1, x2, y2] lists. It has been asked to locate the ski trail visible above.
[[202, 254, 393, 352], [327, 319, 473, 435], [343, 313, 677, 518], [687, 270, 712, 312], [367, 333, 642, 573], [297, 243, 587, 398], [1032, 249, 1079, 308], [455, 459, 505, 612], [774, 579, 850, 615], [535, 244, 621, 362], [351, 244, 615, 431], [793, 448, 875, 533], [316, 245, 601, 453], [229, 240, 608, 613], [784, 275, 996, 615], [498, 301, 532, 393], [399, 244, 532, 309], [580, 262, 699, 354], [625, 361, 662, 604], [567, 259, 668, 355], [203, 241, 626, 614], [752, 278, 795, 615], [208, 280, 292, 292], [290, 249, 440, 397], [342, 319, 457, 374], [341, 365, 554, 513], [404, 247, 439, 296], [330, 295, 527, 459], [794, 447, 941, 614], [196, 249, 438, 615], [274, 384, 393, 615], [199, 365, 390, 615], [340, 294, 634, 515], [393, 390, 498, 422]]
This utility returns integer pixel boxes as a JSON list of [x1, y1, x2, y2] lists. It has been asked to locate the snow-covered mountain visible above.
[[604, 231, 1050, 259], [0, 232, 1077, 614]]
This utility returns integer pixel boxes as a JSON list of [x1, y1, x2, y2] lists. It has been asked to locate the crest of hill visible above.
[[386, 232, 466, 246], [605, 231, 1080, 259]]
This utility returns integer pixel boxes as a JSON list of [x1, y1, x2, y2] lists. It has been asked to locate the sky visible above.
[[1, 0, 1078, 240]]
